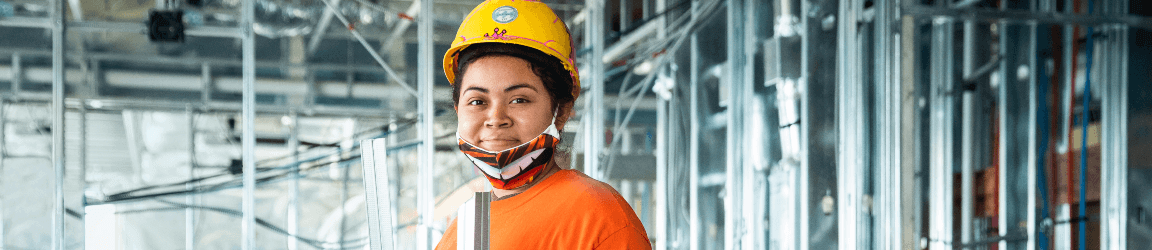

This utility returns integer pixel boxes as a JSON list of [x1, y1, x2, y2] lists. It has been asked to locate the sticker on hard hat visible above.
[[492, 6, 518, 24]]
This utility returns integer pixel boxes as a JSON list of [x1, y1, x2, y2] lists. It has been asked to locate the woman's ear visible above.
[[553, 101, 575, 131]]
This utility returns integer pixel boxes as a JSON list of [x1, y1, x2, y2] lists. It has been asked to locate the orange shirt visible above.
[[435, 169, 651, 249]]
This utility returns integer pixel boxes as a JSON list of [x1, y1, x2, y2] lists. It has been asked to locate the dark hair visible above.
[[451, 43, 576, 111]]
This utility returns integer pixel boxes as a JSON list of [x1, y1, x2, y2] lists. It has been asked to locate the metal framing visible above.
[[1099, 0, 1129, 248], [0, 0, 1139, 249], [241, 0, 257, 248], [416, 0, 435, 249], [50, 0, 67, 249], [585, 0, 605, 180], [928, 11, 956, 250], [724, 0, 747, 248], [836, 0, 866, 249]]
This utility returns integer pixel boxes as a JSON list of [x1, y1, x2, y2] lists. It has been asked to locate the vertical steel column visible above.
[[50, 0, 67, 248], [416, 0, 435, 249], [585, 0, 605, 180], [287, 112, 300, 250], [836, 0, 865, 248], [875, 0, 904, 248], [1099, 0, 1128, 248], [186, 107, 196, 250], [686, 35, 695, 250], [899, 15, 918, 250], [958, 17, 977, 250], [798, 0, 812, 248], [688, 25, 700, 250], [739, 0, 761, 249], [724, 0, 746, 248], [928, 16, 956, 250], [654, 85, 667, 250], [240, 0, 257, 247], [653, 1, 668, 249]]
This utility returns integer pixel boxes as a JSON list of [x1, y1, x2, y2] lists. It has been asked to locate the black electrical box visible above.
[[148, 10, 185, 42]]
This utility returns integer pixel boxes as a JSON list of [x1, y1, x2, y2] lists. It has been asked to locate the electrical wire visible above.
[[1078, 0, 1096, 248], [602, 0, 726, 177], [1036, 43, 1053, 250], [96, 118, 418, 203], [114, 200, 369, 250]]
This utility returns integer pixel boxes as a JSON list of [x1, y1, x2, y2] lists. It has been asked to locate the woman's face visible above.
[[457, 55, 555, 152]]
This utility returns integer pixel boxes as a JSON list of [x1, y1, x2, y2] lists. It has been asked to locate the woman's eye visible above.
[[511, 98, 529, 104], [468, 100, 485, 106]]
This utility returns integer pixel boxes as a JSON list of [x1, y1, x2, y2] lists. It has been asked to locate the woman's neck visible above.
[[491, 160, 561, 200]]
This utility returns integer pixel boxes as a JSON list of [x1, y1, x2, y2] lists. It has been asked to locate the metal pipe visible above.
[[318, 0, 418, 97], [1099, 0, 1128, 247], [416, 0, 434, 249], [379, 1, 420, 54], [653, 0, 668, 248], [900, 4, 1152, 30], [959, 19, 976, 249], [50, 0, 66, 248], [339, 155, 349, 250], [186, 107, 196, 250], [287, 111, 300, 250], [687, 23, 699, 250], [0, 47, 397, 73], [798, 0, 811, 248], [585, 0, 605, 180], [739, 0, 760, 248], [724, 0, 746, 247], [0, 18, 244, 38], [874, 0, 903, 248], [241, 0, 257, 247], [307, 0, 340, 56], [899, 14, 918, 250], [929, 15, 956, 250], [654, 80, 667, 250], [837, 0, 865, 249]]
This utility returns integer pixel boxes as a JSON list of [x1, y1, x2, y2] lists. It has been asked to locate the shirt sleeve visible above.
[[434, 218, 458, 250], [594, 225, 651, 250]]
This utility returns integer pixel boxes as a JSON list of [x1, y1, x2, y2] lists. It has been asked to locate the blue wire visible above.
[[1078, 0, 1095, 249], [1036, 43, 1052, 250]]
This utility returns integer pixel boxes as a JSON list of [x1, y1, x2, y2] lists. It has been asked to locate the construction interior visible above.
[[0, 0, 1149, 249]]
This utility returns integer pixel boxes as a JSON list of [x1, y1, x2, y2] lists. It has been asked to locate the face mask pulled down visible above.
[[457, 121, 560, 190]]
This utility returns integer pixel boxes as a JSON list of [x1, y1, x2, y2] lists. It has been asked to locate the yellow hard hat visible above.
[[443, 0, 580, 100]]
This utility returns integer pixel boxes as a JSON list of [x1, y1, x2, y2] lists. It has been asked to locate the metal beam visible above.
[[724, 0, 746, 248], [901, 4, 1152, 30], [416, 0, 434, 249], [186, 107, 196, 250], [585, 0, 605, 180], [928, 15, 956, 250], [307, 0, 341, 56], [837, 0, 866, 249], [50, 0, 66, 248], [1100, 0, 1129, 248], [241, 0, 257, 248], [319, 0, 418, 97]]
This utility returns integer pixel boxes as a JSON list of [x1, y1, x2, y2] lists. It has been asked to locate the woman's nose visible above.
[[484, 104, 512, 128]]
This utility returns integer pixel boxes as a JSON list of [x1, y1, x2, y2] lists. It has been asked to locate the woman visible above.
[[434, 0, 650, 249]]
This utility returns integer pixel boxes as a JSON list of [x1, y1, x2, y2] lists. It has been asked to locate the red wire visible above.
[[1065, 0, 1082, 245]]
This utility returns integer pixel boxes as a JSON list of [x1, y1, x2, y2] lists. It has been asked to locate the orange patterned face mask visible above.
[[457, 122, 560, 190]]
